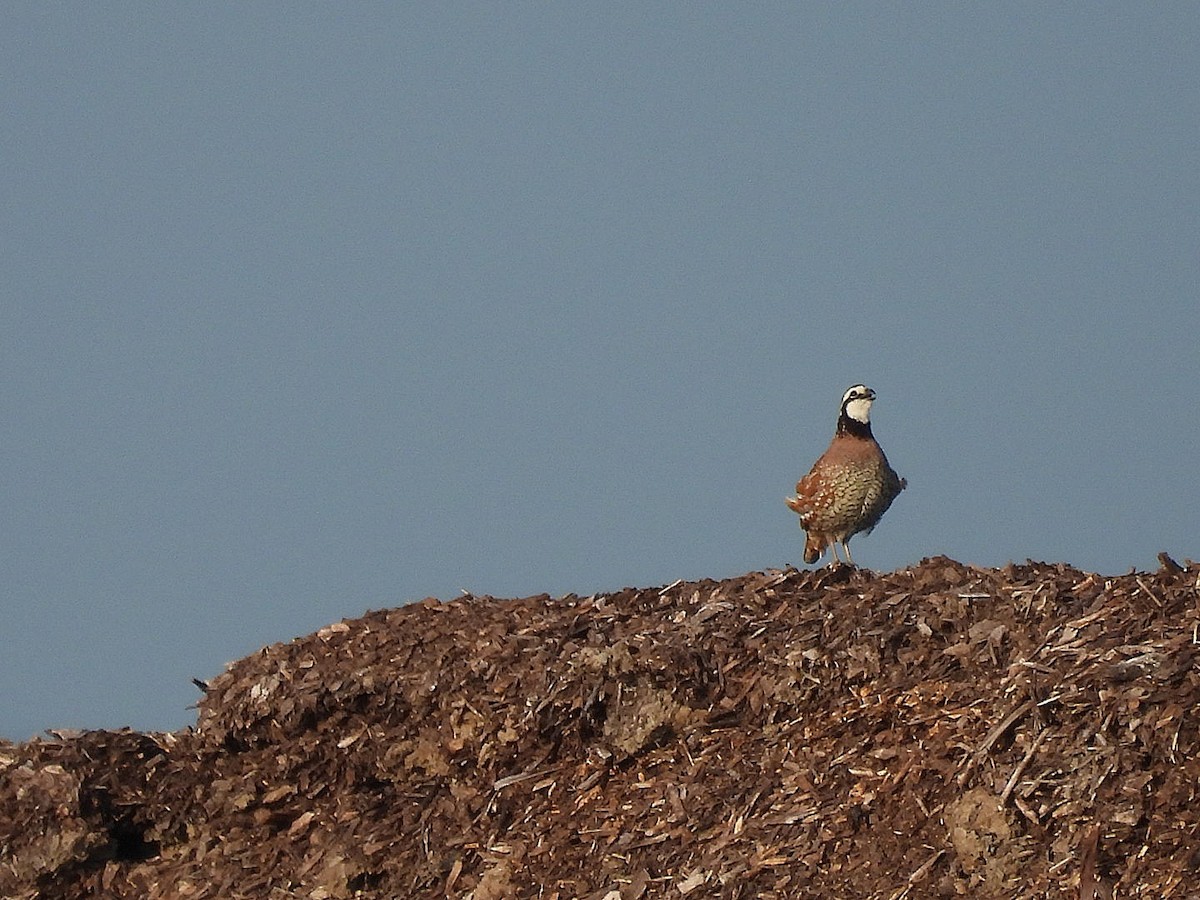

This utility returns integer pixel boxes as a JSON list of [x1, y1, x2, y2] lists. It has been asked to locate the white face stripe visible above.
[[841, 384, 871, 406]]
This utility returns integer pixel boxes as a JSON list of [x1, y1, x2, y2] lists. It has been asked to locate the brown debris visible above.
[[3, 555, 1200, 898]]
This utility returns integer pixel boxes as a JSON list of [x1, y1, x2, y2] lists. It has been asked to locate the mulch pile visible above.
[[3, 555, 1200, 899]]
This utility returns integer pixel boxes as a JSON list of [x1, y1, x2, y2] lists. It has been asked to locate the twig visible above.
[[888, 849, 945, 900], [979, 699, 1036, 753], [958, 698, 1035, 784], [906, 849, 945, 885], [1135, 576, 1164, 608], [493, 766, 559, 791], [1078, 825, 1114, 900], [1000, 728, 1050, 804]]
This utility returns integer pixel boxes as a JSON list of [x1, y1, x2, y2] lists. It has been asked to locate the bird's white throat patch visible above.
[[844, 396, 873, 424]]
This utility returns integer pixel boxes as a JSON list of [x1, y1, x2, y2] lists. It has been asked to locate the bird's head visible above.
[[841, 384, 876, 424]]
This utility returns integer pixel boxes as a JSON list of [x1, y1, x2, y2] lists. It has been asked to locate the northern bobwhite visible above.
[[786, 384, 907, 567]]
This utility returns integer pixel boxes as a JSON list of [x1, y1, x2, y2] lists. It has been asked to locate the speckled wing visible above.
[[785, 462, 831, 527], [856, 463, 907, 536]]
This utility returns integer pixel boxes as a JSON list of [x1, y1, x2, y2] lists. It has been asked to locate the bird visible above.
[[786, 384, 907, 567]]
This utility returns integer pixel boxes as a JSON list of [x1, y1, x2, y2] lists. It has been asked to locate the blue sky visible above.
[[3, 5, 1197, 740]]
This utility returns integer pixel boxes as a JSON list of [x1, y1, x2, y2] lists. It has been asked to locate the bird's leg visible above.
[[841, 540, 856, 568], [828, 540, 843, 567]]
